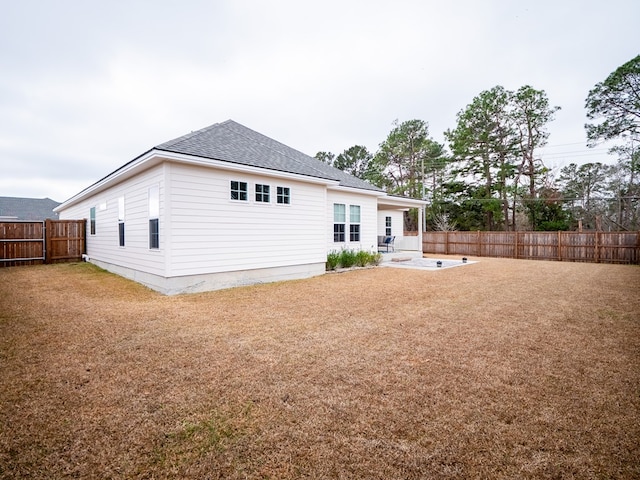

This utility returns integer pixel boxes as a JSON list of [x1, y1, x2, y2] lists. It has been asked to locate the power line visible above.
[[538, 141, 592, 148], [540, 151, 612, 160], [539, 147, 609, 155]]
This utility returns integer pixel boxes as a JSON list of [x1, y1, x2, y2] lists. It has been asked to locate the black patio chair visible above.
[[383, 235, 395, 252]]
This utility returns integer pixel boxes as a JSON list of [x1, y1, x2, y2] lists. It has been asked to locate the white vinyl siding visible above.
[[377, 210, 404, 238], [326, 190, 377, 252], [167, 163, 326, 275], [57, 160, 386, 280], [58, 165, 167, 276]]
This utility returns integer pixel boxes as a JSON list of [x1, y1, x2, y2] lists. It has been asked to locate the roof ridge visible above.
[[218, 121, 333, 179], [155, 122, 222, 149], [152, 120, 381, 192]]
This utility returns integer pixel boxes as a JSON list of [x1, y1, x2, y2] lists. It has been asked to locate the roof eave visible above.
[[55, 149, 343, 212], [377, 194, 428, 210], [155, 149, 341, 186], [55, 149, 157, 212], [327, 184, 387, 196]]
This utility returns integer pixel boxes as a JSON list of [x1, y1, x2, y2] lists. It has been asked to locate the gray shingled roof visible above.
[[0, 197, 60, 221], [155, 120, 382, 192]]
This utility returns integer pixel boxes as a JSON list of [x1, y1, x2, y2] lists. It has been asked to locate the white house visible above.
[[55, 120, 425, 294]]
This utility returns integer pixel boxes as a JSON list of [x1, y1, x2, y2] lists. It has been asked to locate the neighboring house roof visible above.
[[0, 196, 60, 221], [155, 120, 382, 192]]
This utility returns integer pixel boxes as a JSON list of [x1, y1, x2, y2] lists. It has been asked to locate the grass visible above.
[[1, 258, 639, 479]]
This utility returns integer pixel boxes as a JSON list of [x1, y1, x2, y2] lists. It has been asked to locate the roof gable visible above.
[[156, 120, 382, 192]]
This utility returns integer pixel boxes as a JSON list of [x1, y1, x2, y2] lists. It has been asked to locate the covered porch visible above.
[[376, 195, 426, 255]]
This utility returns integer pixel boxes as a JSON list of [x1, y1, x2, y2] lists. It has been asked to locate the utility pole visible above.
[[421, 157, 427, 232]]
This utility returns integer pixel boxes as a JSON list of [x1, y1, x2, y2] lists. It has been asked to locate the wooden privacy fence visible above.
[[0, 220, 86, 267], [423, 231, 640, 265]]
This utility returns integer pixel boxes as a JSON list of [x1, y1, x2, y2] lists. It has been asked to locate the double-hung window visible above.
[[89, 207, 96, 235], [149, 185, 159, 249], [385, 216, 392, 236], [277, 186, 290, 204], [255, 184, 270, 203], [230, 181, 248, 201], [349, 205, 361, 242], [118, 196, 125, 247], [333, 203, 346, 242]]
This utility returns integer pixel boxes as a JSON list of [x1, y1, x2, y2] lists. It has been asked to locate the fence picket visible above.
[[423, 231, 639, 265], [0, 220, 85, 267]]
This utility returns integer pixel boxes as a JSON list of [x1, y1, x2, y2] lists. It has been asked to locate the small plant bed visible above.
[[326, 249, 382, 271]]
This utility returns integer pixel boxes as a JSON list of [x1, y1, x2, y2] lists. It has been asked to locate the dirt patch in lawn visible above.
[[1, 258, 639, 479]]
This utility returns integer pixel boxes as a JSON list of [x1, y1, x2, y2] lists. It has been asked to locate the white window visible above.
[[89, 207, 96, 235], [230, 181, 248, 201], [277, 186, 290, 204], [255, 184, 270, 203], [118, 196, 125, 247], [333, 204, 345, 242], [149, 185, 159, 249], [350, 205, 361, 242]]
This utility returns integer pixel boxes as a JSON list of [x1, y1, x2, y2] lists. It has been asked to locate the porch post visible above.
[[418, 207, 424, 253]]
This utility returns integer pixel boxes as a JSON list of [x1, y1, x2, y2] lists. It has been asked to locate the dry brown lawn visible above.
[[1, 257, 639, 479]]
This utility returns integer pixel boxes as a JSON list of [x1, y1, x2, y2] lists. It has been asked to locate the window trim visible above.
[[333, 203, 346, 243], [230, 180, 248, 201], [149, 185, 160, 250], [255, 183, 270, 203], [89, 207, 96, 235], [118, 196, 125, 247], [149, 218, 159, 249], [349, 205, 361, 242], [349, 224, 360, 242], [276, 186, 290, 205]]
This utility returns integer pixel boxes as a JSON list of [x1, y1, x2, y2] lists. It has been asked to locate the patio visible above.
[[380, 252, 476, 270]]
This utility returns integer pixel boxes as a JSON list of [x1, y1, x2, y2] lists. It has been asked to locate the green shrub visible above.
[[355, 250, 371, 267], [339, 249, 358, 268], [326, 251, 341, 270], [326, 249, 382, 270]]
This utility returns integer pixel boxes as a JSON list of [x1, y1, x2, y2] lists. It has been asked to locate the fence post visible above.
[[558, 231, 562, 261], [45, 219, 51, 264], [81, 219, 87, 256], [410, 230, 638, 264]]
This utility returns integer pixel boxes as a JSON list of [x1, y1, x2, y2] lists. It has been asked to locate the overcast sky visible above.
[[1, 0, 638, 202]]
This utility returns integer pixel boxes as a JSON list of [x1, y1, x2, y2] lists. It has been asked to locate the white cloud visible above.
[[1, 0, 638, 201]]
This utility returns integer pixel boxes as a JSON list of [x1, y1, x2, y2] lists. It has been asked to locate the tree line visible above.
[[316, 55, 640, 232]]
